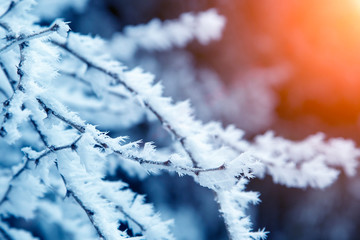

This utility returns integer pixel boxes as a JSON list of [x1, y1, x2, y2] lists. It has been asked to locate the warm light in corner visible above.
[[257, 0, 360, 123]]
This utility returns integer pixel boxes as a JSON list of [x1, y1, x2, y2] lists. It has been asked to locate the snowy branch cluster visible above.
[[0, 1, 359, 240]]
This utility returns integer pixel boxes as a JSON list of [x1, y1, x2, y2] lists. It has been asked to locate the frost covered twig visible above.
[[0, 1, 18, 20], [0, 225, 12, 240], [0, 156, 29, 206], [110, 9, 226, 59], [36, 97, 231, 176], [61, 177, 107, 240], [0, 23, 62, 54], [49, 34, 267, 238], [52, 39, 200, 168], [251, 132, 360, 188], [1, 42, 27, 122], [0, 62, 15, 92], [28, 100, 173, 239], [32, 135, 81, 165], [59, 71, 128, 99], [207, 123, 359, 189]]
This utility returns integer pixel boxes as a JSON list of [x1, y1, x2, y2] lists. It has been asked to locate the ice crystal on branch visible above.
[[0, 1, 358, 240]]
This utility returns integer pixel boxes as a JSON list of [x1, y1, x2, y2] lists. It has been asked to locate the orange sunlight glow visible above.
[[255, 0, 360, 124]]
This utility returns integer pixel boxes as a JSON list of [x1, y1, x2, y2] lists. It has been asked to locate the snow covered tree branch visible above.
[[0, 1, 359, 240]]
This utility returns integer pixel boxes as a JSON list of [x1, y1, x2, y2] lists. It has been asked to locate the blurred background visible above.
[[35, 0, 360, 239]]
